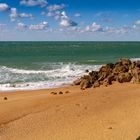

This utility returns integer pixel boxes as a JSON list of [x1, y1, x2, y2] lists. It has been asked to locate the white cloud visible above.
[[135, 20, 140, 25], [10, 8, 18, 21], [105, 26, 130, 34], [46, 10, 78, 27], [47, 4, 65, 20], [74, 13, 81, 17], [10, 8, 33, 21], [29, 21, 48, 30], [16, 22, 28, 29], [60, 19, 77, 27], [47, 11, 55, 17], [48, 11, 61, 20], [20, 0, 48, 7], [0, 3, 10, 11], [47, 4, 65, 12], [19, 13, 33, 18], [85, 22, 103, 32], [59, 11, 78, 27]]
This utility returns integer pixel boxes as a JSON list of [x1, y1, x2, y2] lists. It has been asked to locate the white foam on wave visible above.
[[0, 63, 102, 91], [130, 58, 140, 62]]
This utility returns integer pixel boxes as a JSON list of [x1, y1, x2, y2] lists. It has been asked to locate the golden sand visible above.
[[0, 83, 140, 140]]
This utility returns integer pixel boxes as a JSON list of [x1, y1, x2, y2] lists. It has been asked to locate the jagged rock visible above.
[[89, 71, 98, 83], [131, 67, 140, 83], [80, 79, 90, 90], [93, 81, 100, 88], [135, 61, 140, 68], [73, 58, 140, 89], [113, 64, 129, 74], [117, 72, 132, 83], [129, 62, 136, 71], [83, 75, 92, 83], [119, 58, 131, 66], [98, 63, 114, 81], [103, 74, 115, 86]]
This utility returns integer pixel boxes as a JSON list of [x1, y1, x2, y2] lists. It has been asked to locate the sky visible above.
[[0, 0, 140, 41]]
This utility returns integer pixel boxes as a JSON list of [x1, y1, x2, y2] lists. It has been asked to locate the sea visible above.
[[0, 41, 140, 91]]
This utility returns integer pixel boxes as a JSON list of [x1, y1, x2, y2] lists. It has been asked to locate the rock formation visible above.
[[73, 58, 140, 90]]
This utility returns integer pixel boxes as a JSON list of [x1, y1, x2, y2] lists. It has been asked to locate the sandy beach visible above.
[[0, 83, 140, 140]]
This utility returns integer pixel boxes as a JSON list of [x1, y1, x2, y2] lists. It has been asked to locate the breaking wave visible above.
[[0, 63, 102, 91]]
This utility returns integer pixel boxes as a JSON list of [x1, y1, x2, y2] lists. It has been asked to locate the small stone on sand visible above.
[[4, 97, 8, 100], [59, 91, 63, 94]]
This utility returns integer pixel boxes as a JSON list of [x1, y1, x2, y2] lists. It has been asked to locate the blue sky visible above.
[[0, 0, 140, 41]]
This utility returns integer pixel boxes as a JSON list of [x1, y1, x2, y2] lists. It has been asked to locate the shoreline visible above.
[[0, 83, 71, 93], [1, 58, 140, 140], [0, 83, 140, 140]]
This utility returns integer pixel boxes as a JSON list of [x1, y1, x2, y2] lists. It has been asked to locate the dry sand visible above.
[[0, 83, 140, 140]]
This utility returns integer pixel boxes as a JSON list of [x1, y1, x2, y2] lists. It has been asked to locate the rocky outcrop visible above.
[[117, 72, 132, 83], [73, 58, 140, 90], [131, 67, 140, 83]]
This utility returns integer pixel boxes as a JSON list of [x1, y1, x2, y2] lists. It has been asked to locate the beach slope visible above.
[[0, 83, 140, 140]]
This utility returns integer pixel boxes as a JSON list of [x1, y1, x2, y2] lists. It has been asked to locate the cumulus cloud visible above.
[[104, 26, 130, 34], [19, 13, 33, 18], [47, 4, 65, 12], [0, 3, 10, 11], [29, 21, 48, 30], [46, 4, 65, 20], [47, 8, 78, 27], [60, 18, 77, 27], [16, 22, 28, 29], [85, 22, 103, 32], [47, 11, 61, 20], [74, 13, 81, 17], [10, 8, 33, 21], [10, 8, 18, 21], [20, 0, 48, 7], [59, 11, 78, 27]]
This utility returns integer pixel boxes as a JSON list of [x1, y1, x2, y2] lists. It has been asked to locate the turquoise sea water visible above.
[[0, 41, 140, 91]]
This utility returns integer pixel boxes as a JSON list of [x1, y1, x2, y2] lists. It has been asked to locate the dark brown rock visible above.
[[98, 64, 114, 82], [73, 58, 140, 90], [51, 92, 57, 95], [119, 58, 131, 66], [80, 79, 90, 90], [103, 74, 115, 86], [117, 72, 132, 83], [93, 81, 100, 88], [4, 97, 8, 100], [59, 91, 63, 94], [113, 64, 129, 74], [88, 71, 98, 83], [85, 69, 89, 73], [131, 67, 140, 83], [135, 60, 140, 68]]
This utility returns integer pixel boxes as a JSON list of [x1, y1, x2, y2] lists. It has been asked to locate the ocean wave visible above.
[[0, 63, 102, 91], [130, 58, 140, 61]]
